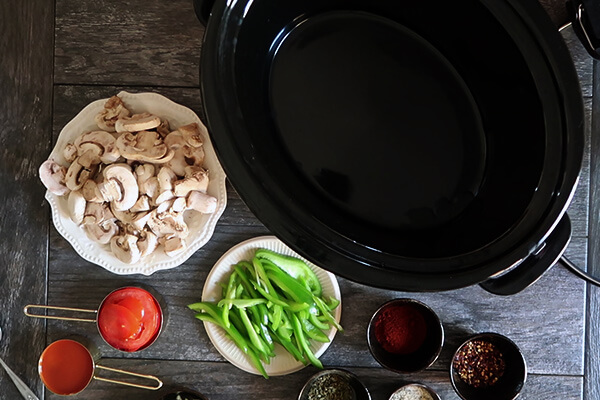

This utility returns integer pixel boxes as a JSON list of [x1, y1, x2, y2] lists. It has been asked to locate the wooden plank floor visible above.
[[0, 1, 597, 399]]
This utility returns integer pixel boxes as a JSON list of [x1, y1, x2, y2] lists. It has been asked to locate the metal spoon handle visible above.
[[0, 357, 40, 400]]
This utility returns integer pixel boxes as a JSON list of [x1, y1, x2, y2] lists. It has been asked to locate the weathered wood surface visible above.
[[0, 0, 54, 398], [0, 0, 597, 399]]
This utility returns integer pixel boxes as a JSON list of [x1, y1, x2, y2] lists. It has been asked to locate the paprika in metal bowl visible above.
[[367, 299, 444, 373]]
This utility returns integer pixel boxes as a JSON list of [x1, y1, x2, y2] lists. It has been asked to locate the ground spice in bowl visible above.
[[306, 373, 355, 400], [374, 304, 427, 354], [389, 384, 438, 400], [453, 339, 506, 388]]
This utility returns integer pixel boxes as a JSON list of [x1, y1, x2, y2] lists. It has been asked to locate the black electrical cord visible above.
[[561, 255, 600, 286]]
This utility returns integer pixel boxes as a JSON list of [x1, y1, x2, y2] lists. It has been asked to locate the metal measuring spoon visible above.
[[0, 326, 40, 400]]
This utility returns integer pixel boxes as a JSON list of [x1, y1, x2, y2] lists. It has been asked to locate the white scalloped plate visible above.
[[45, 91, 227, 275], [201, 236, 342, 376]]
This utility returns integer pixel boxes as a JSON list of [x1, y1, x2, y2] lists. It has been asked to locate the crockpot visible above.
[[194, 0, 598, 293]]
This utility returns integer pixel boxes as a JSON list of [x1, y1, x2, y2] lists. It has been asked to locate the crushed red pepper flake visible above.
[[453, 339, 506, 388]]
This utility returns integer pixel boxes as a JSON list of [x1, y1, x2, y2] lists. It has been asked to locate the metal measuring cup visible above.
[[38, 338, 162, 395], [24, 285, 166, 352]]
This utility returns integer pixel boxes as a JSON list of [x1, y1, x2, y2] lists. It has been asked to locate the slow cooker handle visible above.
[[479, 215, 571, 295], [567, 0, 600, 59], [193, 0, 215, 26]]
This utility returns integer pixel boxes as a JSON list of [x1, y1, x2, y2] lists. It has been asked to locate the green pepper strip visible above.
[[313, 296, 343, 332], [264, 265, 315, 306], [255, 248, 322, 296], [221, 271, 238, 329], [290, 313, 323, 369], [269, 327, 306, 364], [251, 257, 278, 295], [237, 306, 269, 356], [301, 318, 330, 343], [309, 311, 330, 331], [217, 298, 267, 308], [269, 304, 283, 331], [234, 264, 270, 325]]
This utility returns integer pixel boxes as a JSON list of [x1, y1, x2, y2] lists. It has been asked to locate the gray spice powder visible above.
[[389, 385, 434, 400]]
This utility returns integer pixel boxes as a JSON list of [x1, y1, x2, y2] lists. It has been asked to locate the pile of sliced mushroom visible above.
[[39, 95, 218, 264]]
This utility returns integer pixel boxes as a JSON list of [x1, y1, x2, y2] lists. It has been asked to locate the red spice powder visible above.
[[374, 304, 428, 354]]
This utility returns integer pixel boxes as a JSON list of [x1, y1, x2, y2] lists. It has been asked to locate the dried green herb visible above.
[[307, 373, 355, 400]]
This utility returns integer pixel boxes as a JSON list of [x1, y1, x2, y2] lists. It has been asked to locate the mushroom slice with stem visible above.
[[110, 234, 142, 264], [63, 143, 78, 164], [75, 130, 120, 164], [138, 230, 158, 258], [67, 190, 87, 225], [82, 178, 104, 203], [115, 112, 161, 132], [178, 122, 206, 148], [116, 132, 174, 164], [174, 168, 209, 197], [187, 191, 217, 214], [84, 219, 118, 245], [156, 118, 171, 138], [83, 202, 113, 225], [130, 195, 151, 212], [64, 158, 94, 192], [130, 211, 152, 231], [147, 210, 189, 239], [39, 159, 70, 196], [164, 236, 186, 257], [102, 163, 139, 211], [95, 95, 131, 132], [171, 197, 187, 213]]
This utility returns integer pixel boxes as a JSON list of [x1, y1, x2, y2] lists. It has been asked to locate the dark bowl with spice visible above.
[[367, 298, 444, 373], [298, 368, 371, 400], [451, 332, 527, 400], [389, 383, 440, 400]]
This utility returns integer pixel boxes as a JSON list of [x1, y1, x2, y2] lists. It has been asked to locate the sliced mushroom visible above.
[[130, 195, 151, 212], [39, 159, 70, 196], [179, 122, 205, 148], [82, 178, 104, 203], [171, 197, 187, 213], [77, 148, 101, 169], [187, 191, 217, 214], [115, 112, 161, 132], [84, 219, 118, 244], [131, 211, 152, 231], [64, 159, 93, 191], [156, 198, 174, 214], [156, 119, 171, 138], [157, 167, 177, 192], [155, 190, 175, 207], [138, 230, 158, 258], [95, 95, 131, 132], [67, 190, 87, 224], [83, 202, 113, 225], [116, 132, 174, 164], [164, 236, 186, 257], [135, 163, 155, 187], [164, 131, 187, 150], [74, 130, 120, 164], [140, 176, 159, 202], [63, 143, 78, 163], [110, 234, 141, 264], [173, 168, 209, 197], [147, 210, 189, 238], [102, 163, 139, 211]]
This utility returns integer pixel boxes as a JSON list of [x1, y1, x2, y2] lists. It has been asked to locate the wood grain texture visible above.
[[44, 359, 583, 400], [585, 58, 600, 400], [54, 0, 204, 87], [0, 0, 54, 398]]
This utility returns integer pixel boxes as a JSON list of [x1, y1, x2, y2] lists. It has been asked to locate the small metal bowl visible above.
[[450, 332, 527, 400], [389, 383, 440, 400], [158, 388, 208, 400], [367, 298, 444, 373], [298, 368, 371, 400]]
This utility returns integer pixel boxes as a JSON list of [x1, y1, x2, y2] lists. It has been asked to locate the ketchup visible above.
[[97, 287, 162, 352], [39, 339, 94, 395]]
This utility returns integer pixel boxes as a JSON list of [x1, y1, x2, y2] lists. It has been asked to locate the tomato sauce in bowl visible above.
[[39, 339, 95, 395], [97, 286, 163, 352]]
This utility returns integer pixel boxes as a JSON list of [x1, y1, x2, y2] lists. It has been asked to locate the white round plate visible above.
[[44, 91, 227, 275], [201, 236, 342, 376]]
